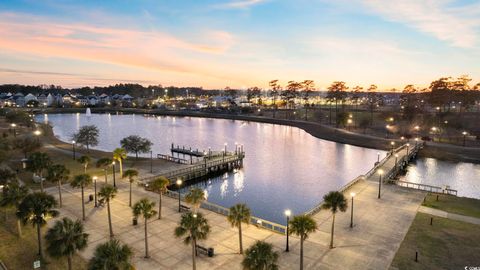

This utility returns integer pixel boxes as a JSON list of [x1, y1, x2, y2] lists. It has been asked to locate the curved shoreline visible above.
[[36, 107, 480, 163]]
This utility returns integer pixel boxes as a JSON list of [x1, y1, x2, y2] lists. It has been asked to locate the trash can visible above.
[[133, 218, 138, 226], [88, 194, 94, 202], [207, 248, 214, 257]]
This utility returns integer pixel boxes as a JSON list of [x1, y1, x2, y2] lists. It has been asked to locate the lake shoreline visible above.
[[36, 108, 480, 164]]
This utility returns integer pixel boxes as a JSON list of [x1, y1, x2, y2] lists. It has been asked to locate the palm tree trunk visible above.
[[330, 213, 335, 249], [37, 223, 44, 258], [119, 159, 123, 178], [158, 193, 162, 219], [81, 186, 85, 221], [84, 164, 87, 174], [129, 182, 132, 207], [192, 238, 197, 270], [300, 236, 304, 270], [239, 222, 243, 254], [107, 200, 114, 238], [58, 180, 63, 207], [144, 218, 149, 258], [104, 169, 108, 183], [17, 219, 22, 238], [67, 254, 73, 270]]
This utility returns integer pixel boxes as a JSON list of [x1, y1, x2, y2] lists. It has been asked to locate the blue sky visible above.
[[0, 0, 479, 89]]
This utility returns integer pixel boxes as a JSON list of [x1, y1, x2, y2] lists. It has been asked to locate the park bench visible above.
[[195, 244, 214, 257], [180, 204, 190, 212]]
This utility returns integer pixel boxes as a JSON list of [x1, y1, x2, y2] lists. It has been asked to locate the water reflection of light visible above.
[[43, 114, 48, 124], [233, 170, 245, 196], [220, 178, 229, 198]]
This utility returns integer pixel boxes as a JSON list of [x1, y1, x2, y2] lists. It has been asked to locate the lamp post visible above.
[[150, 151, 153, 173], [72, 140, 76, 160], [112, 161, 116, 187], [350, 192, 356, 228], [284, 209, 291, 252], [93, 176, 98, 207], [377, 152, 380, 163], [394, 154, 398, 170], [462, 131, 467, 147], [406, 143, 410, 156], [378, 170, 384, 199], [11, 123, 16, 137], [34, 130, 41, 143], [176, 178, 183, 212], [390, 141, 395, 152], [224, 143, 227, 153]]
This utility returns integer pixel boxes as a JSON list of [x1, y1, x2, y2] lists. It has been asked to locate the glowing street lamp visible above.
[[390, 141, 395, 152], [10, 123, 16, 137], [176, 178, 183, 212], [34, 130, 41, 143], [462, 131, 468, 147], [112, 161, 116, 187], [72, 140, 76, 160], [350, 192, 356, 228], [284, 209, 292, 252], [378, 169, 384, 199], [394, 154, 399, 169]]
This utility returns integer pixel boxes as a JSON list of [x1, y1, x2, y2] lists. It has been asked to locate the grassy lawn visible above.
[[423, 193, 480, 218], [0, 210, 87, 270], [391, 212, 480, 270]]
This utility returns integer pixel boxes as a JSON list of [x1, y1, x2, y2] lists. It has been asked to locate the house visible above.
[[24, 93, 37, 104], [87, 95, 98, 106], [37, 94, 47, 107], [13, 93, 25, 107], [46, 93, 55, 106]]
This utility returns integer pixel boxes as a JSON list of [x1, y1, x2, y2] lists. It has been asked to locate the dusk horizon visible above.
[[1, 0, 480, 89]]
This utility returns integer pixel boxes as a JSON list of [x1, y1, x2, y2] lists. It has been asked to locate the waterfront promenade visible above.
[[45, 167, 424, 269]]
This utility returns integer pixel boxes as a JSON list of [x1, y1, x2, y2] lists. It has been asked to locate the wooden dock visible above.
[[141, 147, 245, 185]]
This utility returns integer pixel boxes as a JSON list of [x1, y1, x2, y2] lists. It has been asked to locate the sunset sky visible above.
[[1, 0, 479, 90]]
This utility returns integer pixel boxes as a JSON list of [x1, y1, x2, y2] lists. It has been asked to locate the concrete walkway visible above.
[[44, 173, 424, 270], [418, 206, 480, 225]]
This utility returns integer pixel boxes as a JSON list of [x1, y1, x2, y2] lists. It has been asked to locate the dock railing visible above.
[[393, 180, 458, 196]]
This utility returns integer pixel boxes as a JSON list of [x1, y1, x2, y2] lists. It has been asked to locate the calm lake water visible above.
[[402, 158, 480, 199], [36, 113, 480, 224]]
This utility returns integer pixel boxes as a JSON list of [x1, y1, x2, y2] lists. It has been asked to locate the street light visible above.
[[350, 192, 356, 228], [377, 152, 380, 163], [112, 161, 116, 187], [406, 143, 410, 156], [34, 130, 41, 143], [378, 169, 384, 199], [284, 209, 291, 252], [390, 141, 395, 152], [394, 154, 399, 169], [93, 176, 98, 207], [176, 178, 183, 212], [72, 140, 76, 160], [462, 131, 468, 147], [10, 123, 16, 137], [150, 151, 153, 173]]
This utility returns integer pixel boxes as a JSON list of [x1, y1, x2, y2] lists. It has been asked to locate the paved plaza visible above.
[[45, 162, 424, 270]]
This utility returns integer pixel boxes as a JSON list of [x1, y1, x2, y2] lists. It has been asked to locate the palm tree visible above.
[[98, 184, 117, 238], [70, 174, 92, 221], [26, 152, 51, 192], [88, 239, 133, 270], [77, 155, 91, 174], [46, 164, 70, 207], [174, 212, 210, 270], [113, 148, 127, 177], [96, 157, 112, 183], [289, 215, 318, 270], [227, 203, 251, 254], [123, 169, 138, 207], [321, 191, 348, 249], [0, 182, 29, 237], [149, 176, 170, 219], [17, 192, 59, 259], [45, 217, 89, 270], [242, 241, 279, 270], [132, 198, 157, 258], [185, 188, 205, 213]]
